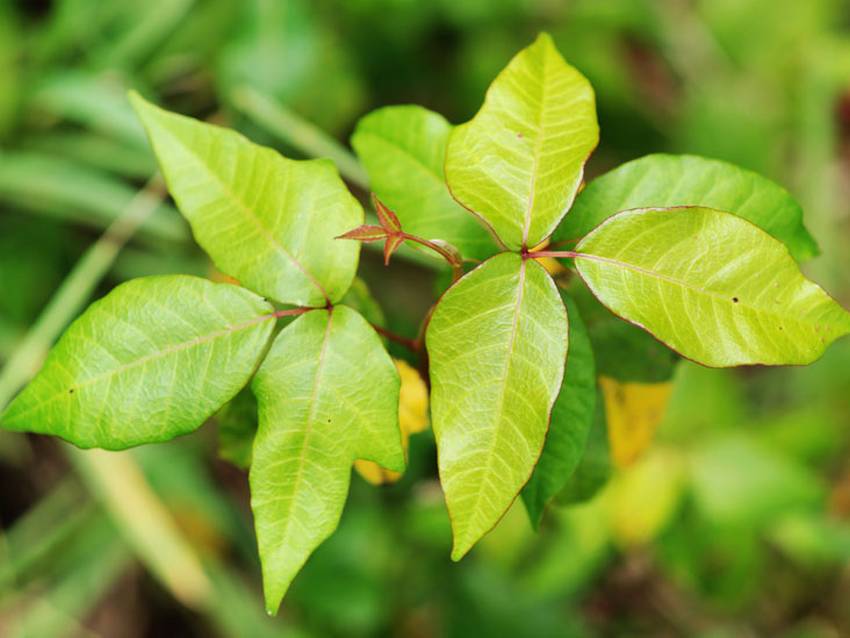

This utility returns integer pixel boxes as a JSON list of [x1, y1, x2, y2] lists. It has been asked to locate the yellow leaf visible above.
[[600, 376, 673, 468], [606, 447, 686, 547], [356, 359, 429, 485]]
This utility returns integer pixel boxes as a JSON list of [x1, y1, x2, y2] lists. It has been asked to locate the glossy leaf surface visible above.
[[2, 276, 275, 449], [446, 33, 598, 250], [575, 207, 850, 367], [427, 252, 567, 559]]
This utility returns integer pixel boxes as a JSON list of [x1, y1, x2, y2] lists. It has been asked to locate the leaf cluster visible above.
[[3, 32, 849, 614]]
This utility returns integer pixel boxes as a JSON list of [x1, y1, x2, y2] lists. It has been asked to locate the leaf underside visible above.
[[250, 305, 403, 614], [426, 252, 567, 559], [2, 276, 274, 449], [522, 293, 596, 527], [130, 92, 362, 307], [445, 32, 598, 250], [576, 207, 850, 367]]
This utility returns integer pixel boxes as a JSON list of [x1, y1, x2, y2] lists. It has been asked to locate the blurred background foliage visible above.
[[1, 0, 850, 636]]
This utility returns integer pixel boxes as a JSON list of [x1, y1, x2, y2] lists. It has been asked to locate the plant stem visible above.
[[0, 177, 165, 411], [230, 85, 370, 190], [372, 324, 420, 353], [401, 233, 465, 282], [526, 250, 581, 260], [271, 307, 313, 319], [68, 446, 212, 610]]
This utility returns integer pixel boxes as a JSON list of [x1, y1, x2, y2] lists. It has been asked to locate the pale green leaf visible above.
[[522, 294, 596, 528], [250, 305, 403, 613], [1, 276, 275, 449], [554, 153, 819, 261], [445, 33, 598, 250], [130, 92, 362, 307], [575, 207, 850, 367], [426, 252, 567, 559], [351, 105, 497, 260]]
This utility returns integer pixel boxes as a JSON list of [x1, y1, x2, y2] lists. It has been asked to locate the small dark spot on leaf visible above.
[[778, 326, 783, 331], [327, 418, 331, 423], [732, 297, 739, 303], [517, 132, 523, 138], [68, 388, 75, 394]]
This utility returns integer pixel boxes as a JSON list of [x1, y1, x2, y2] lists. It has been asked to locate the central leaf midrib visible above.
[[278, 310, 334, 546], [163, 122, 330, 303], [464, 259, 527, 538], [521, 52, 549, 247], [575, 251, 819, 327], [9, 311, 276, 420]]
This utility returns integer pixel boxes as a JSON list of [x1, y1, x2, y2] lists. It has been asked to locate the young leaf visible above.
[[1, 276, 275, 449], [426, 253, 568, 559], [553, 153, 819, 262], [445, 33, 598, 250], [130, 92, 361, 307], [351, 105, 497, 260], [575, 207, 850, 367], [599, 376, 673, 468], [521, 294, 596, 527], [250, 305, 404, 614]]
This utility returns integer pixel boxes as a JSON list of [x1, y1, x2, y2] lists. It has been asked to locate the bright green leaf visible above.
[[250, 305, 404, 613], [1, 276, 275, 449], [575, 207, 850, 367], [522, 294, 596, 528], [351, 105, 497, 261], [426, 252, 568, 559], [445, 33, 598, 250], [554, 153, 819, 261], [130, 92, 362, 307]]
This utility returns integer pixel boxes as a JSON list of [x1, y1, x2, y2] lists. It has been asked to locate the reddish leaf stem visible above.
[[372, 324, 421, 352], [270, 307, 314, 319], [401, 233, 464, 282], [525, 250, 581, 260]]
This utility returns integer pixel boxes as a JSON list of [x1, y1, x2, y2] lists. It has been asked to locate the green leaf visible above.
[[250, 305, 403, 613], [555, 393, 612, 506], [445, 32, 598, 251], [522, 293, 596, 528], [554, 153, 819, 262], [426, 252, 567, 559], [575, 207, 850, 367], [130, 92, 362, 307], [570, 279, 678, 383], [216, 388, 258, 470], [351, 105, 497, 261], [1, 276, 275, 449]]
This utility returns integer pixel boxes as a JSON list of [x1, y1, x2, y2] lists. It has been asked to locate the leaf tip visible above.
[[450, 546, 469, 562]]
